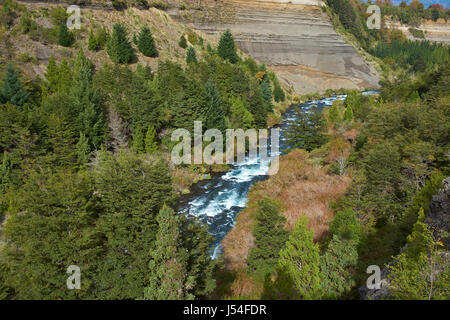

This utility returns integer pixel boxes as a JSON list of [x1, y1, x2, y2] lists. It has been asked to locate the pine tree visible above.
[[343, 106, 354, 123], [58, 23, 73, 47], [106, 23, 134, 64], [186, 46, 197, 64], [273, 81, 285, 102], [388, 208, 449, 299], [278, 216, 323, 299], [44, 56, 60, 94], [260, 77, 273, 113], [328, 103, 341, 124], [144, 205, 193, 300], [178, 35, 187, 49], [247, 198, 289, 278], [217, 29, 238, 64], [204, 80, 225, 133], [70, 50, 105, 149], [94, 153, 174, 299], [145, 125, 158, 153], [320, 235, 358, 299], [137, 26, 158, 57], [285, 107, 328, 151], [88, 29, 98, 51], [329, 208, 363, 243], [133, 124, 145, 153], [0, 151, 12, 193], [0, 64, 29, 107], [76, 132, 91, 165], [1, 169, 104, 299]]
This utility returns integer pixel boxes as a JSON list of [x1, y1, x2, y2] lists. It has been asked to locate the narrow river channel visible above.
[[178, 91, 379, 258]]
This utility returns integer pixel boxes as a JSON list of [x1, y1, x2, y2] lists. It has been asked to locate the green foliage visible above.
[[388, 208, 449, 300], [285, 107, 328, 152], [278, 217, 323, 299], [327, 103, 341, 124], [329, 208, 363, 243], [107, 23, 134, 64], [69, 50, 106, 149], [95, 27, 109, 48], [259, 77, 273, 113], [94, 152, 174, 299], [58, 23, 73, 47], [0, 64, 29, 108], [133, 124, 145, 153], [273, 80, 285, 102], [343, 106, 353, 123], [2, 169, 103, 299], [178, 35, 187, 49], [186, 46, 197, 64], [88, 29, 98, 51], [247, 198, 289, 279], [75, 132, 91, 165], [229, 96, 254, 130], [363, 141, 401, 192], [204, 80, 225, 133], [217, 29, 238, 64], [320, 235, 358, 299], [144, 205, 193, 300], [137, 26, 158, 57], [145, 125, 158, 153]]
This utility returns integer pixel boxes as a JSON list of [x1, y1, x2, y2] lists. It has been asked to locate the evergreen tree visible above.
[[144, 205, 193, 300], [388, 208, 449, 299], [0, 64, 29, 107], [88, 29, 98, 51], [1, 169, 104, 299], [58, 23, 73, 47], [179, 35, 187, 49], [273, 81, 285, 102], [278, 217, 323, 299], [70, 50, 105, 149], [76, 132, 91, 165], [42, 114, 76, 166], [145, 125, 158, 153], [137, 26, 158, 57], [329, 208, 363, 243], [204, 80, 225, 133], [320, 235, 358, 299], [343, 106, 354, 123], [217, 29, 239, 64], [364, 141, 401, 192], [247, 199, 289, 278], [260, 77, 273, 113], [328, 103, 341, 125], [0, 151, 12, 193], [229, 96, 254, 130], [186, 46, 197, 64], [45, 56, 59, 93], [94, 153, 174, 299], [285, 107, 328, 151], [106, 23, 134, 64], [133, 124, 145, 153]]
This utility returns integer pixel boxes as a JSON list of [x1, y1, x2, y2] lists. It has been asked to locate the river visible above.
[[177, 91, 379, 258]]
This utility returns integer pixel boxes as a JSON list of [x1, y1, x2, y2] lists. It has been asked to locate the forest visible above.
[[0, 0, 449, 301]]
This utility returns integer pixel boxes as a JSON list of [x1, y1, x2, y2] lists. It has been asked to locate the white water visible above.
[[178, 91, 378, 258]]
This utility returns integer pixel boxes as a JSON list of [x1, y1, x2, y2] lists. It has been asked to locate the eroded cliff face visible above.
[[385, 18, 450, 44], [169, 0, 380, 94]]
